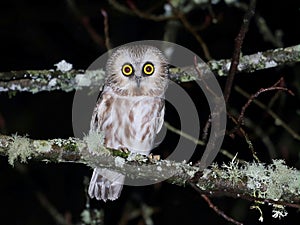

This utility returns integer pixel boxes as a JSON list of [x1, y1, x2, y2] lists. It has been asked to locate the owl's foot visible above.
[[149, 153, 161, 161], [118, 147, 130, 154]]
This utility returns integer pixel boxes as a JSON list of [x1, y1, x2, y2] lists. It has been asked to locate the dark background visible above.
[[0, 0, 300, 224]]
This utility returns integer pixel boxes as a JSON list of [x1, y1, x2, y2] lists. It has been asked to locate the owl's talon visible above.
[[149, 153, 161, 161], [119, 147, 130, 154]]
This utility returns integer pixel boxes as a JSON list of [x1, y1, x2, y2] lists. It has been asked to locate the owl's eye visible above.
[[122, 64, 134, 76], [143, 62, 155, 76]]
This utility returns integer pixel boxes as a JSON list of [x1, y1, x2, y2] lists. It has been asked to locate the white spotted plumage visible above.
[[88, 45, 168, 201]]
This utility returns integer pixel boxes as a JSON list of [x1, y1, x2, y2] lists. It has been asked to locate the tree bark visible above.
[[1, 134, 299, 209], [0, 44, 299, 94]]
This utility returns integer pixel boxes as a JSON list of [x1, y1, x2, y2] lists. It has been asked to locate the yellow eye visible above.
[[122, 64, 134, 76], [143, 62, 155, 75]]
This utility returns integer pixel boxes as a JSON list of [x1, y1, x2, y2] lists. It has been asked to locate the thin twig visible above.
[[15, 164, 70, 225], [164, 122, 205, 146], [108, 0, 135, 16], [101, 9, 112, 50], [228, 78, 294, 161], [201, 193, 243, 225], [193, 56, 215, 145], [171, 5, 212, 60], [207, 0, 218, 23], [237, 78, 294, 125], [235, 86, 300, 141], [66, 0, 105, 49], [224, 0, 257, 103], [165, 122, 241, 162], [201, 115, 211, 142], [190, 183, 244, 225], [255, 14, 283, 48], [126, 0, 175, 21], [227, 112, 258, 162], [230, 1, 283, 47]]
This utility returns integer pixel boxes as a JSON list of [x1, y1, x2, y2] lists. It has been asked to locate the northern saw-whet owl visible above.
[[88, 45, 169, 201]]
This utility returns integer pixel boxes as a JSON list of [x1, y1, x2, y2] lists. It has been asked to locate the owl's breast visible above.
[[101, 95, 164, 155]]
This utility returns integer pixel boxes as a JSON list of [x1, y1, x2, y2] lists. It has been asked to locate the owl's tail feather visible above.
[[88, 168, 125, 201]]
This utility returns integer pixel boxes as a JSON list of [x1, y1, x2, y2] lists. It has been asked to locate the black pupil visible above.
[[146, 65, 152, 72], [125, 67, 130, 73]]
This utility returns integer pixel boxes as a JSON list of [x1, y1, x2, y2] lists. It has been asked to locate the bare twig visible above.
[[229, 1, 283, 48], [66, 0, 105, 49], [201, 194, 243, 225], [237, 78, 294, 126], [235, 86, 300, 141], [15, 164, 70, 225], [201, 115, 211, 142], [101, 9, 112, 50], [126, 0, 175, 21], [224, 0, 257, 103], [228, 78, 294, 161], [255, 15, 283, 48], [164, 122, 205, 146], [227, 112, 258, 161], [165, 121, 244, 163], [108, 0, 135, 16], [171, 5, 212, 60], [190, 185, 244, 225]]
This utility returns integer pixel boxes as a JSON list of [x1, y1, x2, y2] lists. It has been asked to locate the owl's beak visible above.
[[135, 76, 142, 88]]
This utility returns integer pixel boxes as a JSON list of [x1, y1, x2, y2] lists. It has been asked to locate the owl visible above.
[[88, 45, 169, 201]]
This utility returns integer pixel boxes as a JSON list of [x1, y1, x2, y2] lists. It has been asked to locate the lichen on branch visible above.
[[0, 44, 299, 94], [0, 134, 299, 211]]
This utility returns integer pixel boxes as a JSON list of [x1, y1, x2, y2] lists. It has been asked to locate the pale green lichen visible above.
[[50, 137, 80, 155], [127, 152, 148, 162], [243, 159, 300, 201], [221, 154, 243, 183], [8, 135, 31, 166], [54, 60, 73, 72], [264, 60, 277, 68], [33, 140, 52, 153], [210, 158, 300, 202], [114, 156, 125, 168], [204, 159, 299, 221], [250, 205, 264, 222], [51, 138, 65, 147], [75, 69, 106, 93], [185, 169, 197, 178], [272, 204, 288, 219], [84, 131, 108, 155], [62, 139, 78, 152]]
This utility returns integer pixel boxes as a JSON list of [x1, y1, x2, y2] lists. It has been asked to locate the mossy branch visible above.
[[0, 44, 299, 94], [0, 134, 299, 209]]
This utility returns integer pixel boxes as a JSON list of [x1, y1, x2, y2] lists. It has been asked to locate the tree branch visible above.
[[0, 45, 299, 94], [224, 0, 256, 102], [0, 134, 299, 209]]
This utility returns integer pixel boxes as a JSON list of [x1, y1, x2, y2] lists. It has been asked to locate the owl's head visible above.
[[105, 45, 169, 97]]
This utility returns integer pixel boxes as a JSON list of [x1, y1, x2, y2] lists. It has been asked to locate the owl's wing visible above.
[[89, 90, 113, 133], [155, 102, 165, 134], [152, 99, 165, 148]]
